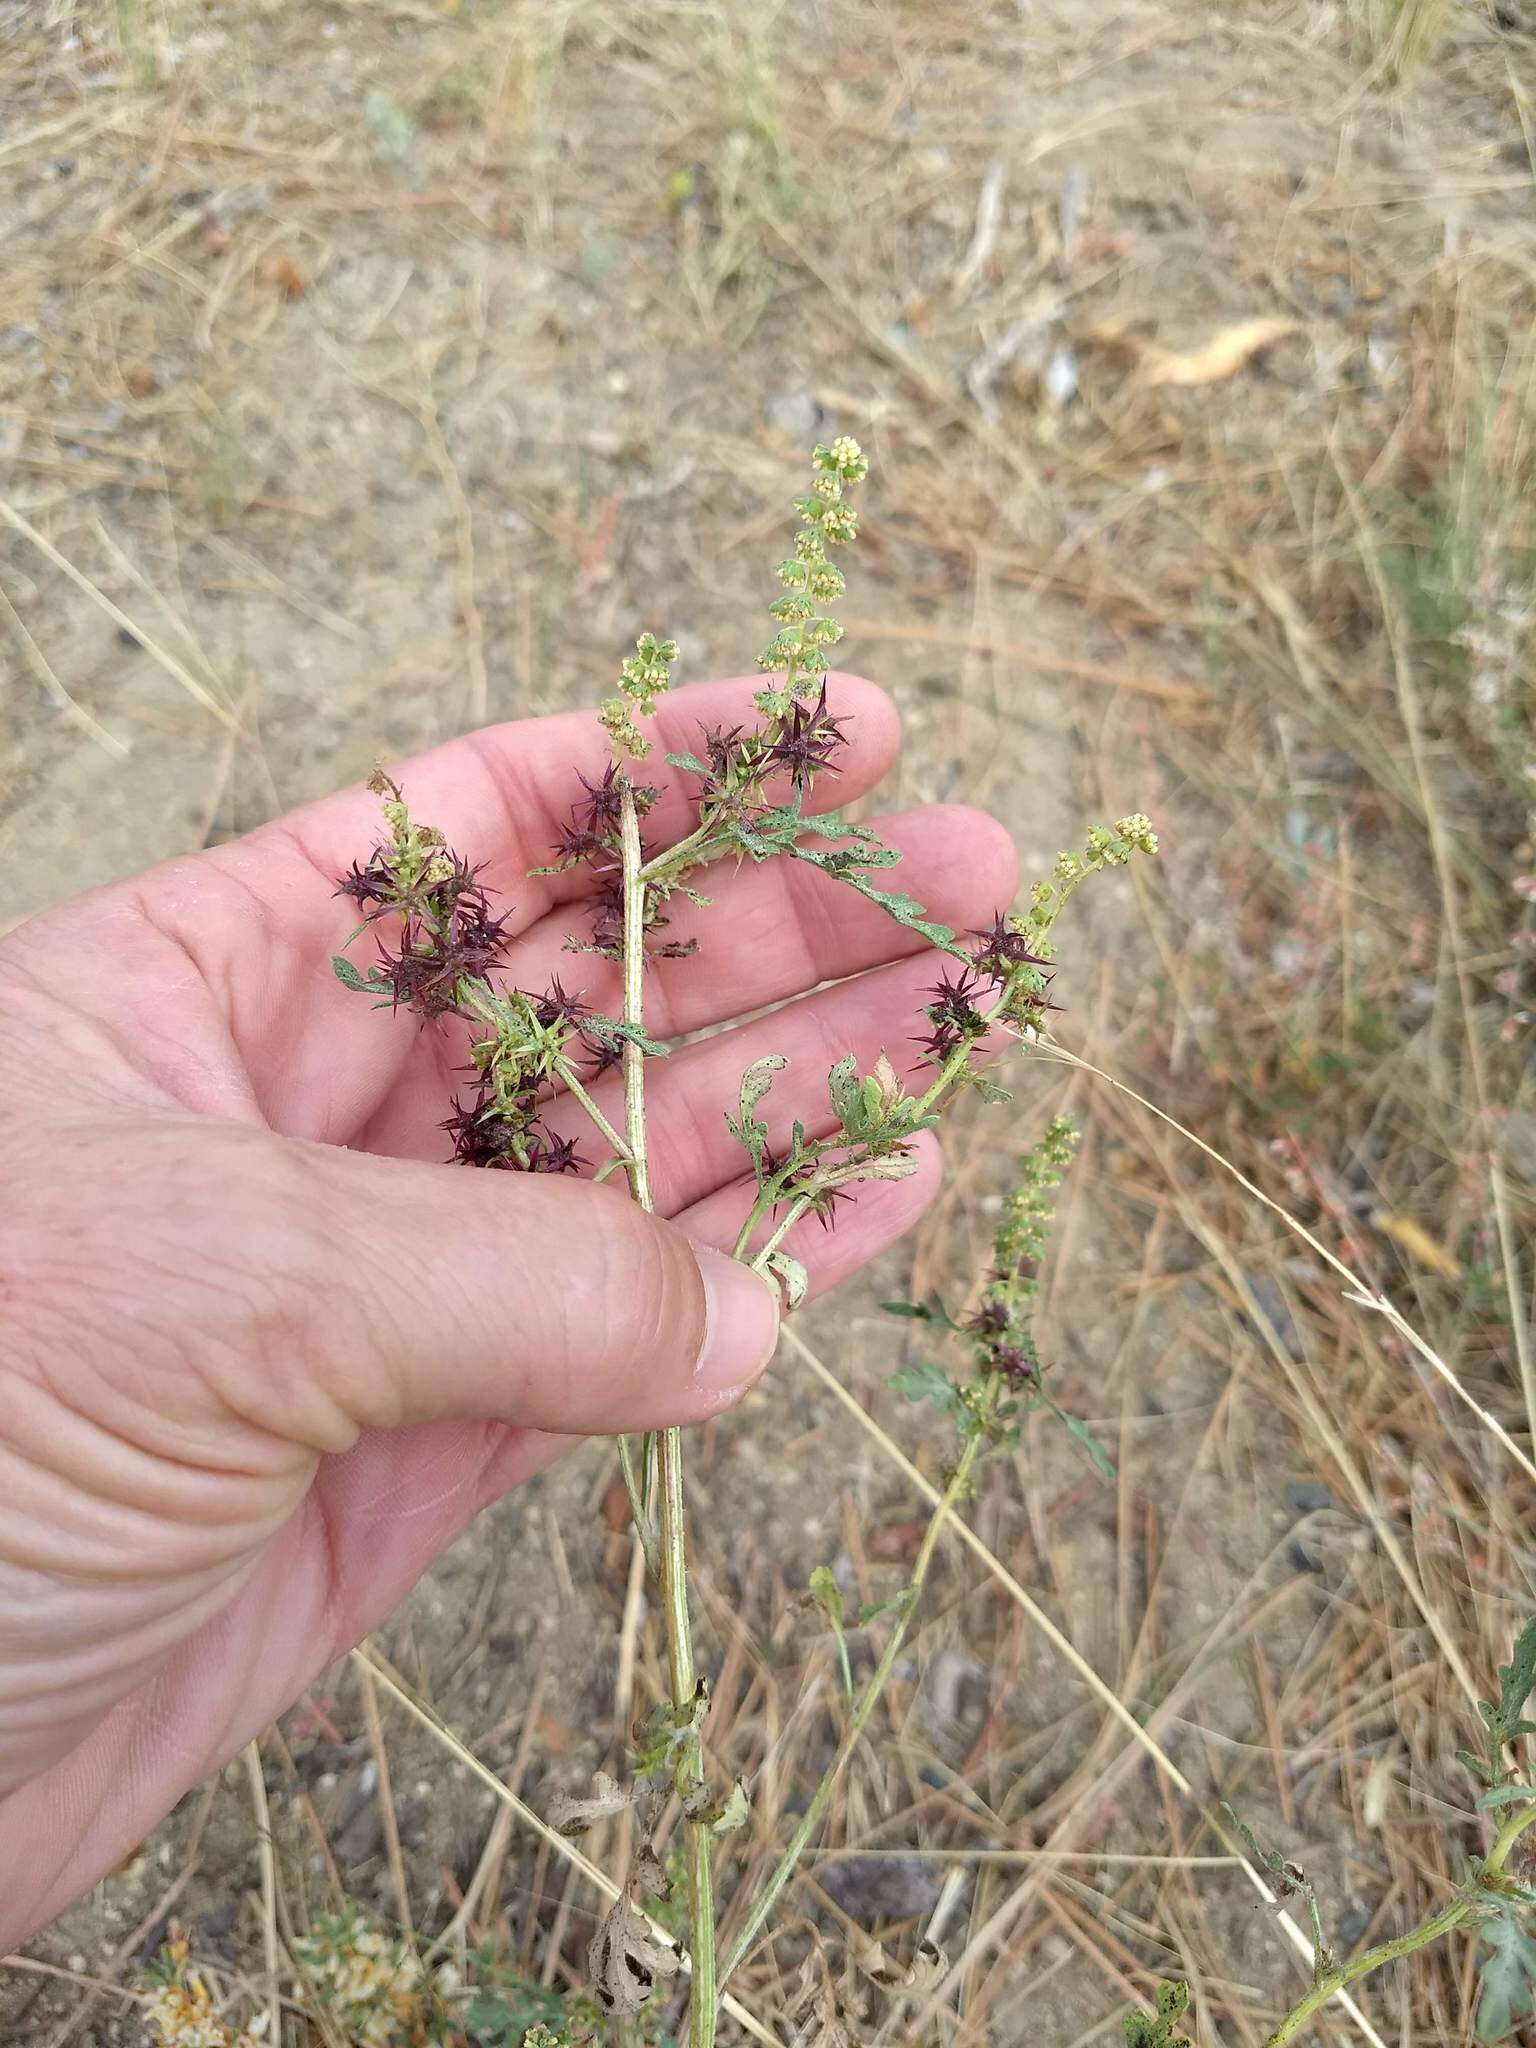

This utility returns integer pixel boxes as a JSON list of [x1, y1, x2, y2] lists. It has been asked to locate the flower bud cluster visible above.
[[600, 631, 680, 758], [964, 1114, 1079, 1388], [757, 439, 868, 714]]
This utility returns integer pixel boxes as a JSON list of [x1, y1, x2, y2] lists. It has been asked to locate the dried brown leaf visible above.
[[548, 1769, 635, 1836], [586, 1895, 679, 2016], [1375, 1211, 1460, 1279], [1137, 317, 1302, 388]]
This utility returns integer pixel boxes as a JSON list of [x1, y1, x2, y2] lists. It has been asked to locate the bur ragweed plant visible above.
[[333, 439, 1155, 2045]]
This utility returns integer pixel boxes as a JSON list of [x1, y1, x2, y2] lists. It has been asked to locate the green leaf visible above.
[[1489, 1620, 1536, 1748], [880, 1294, 961, 1329], [1479, 1785, 1536, 1811], [665, 750, 710, 776], [806, 1564, 844, 1629], [827, 1052, 859, 1122], [971, 1075, 1014, 1106], [1123, 1977, 1190, 2047], [739, 1054, 788, 1121], [1463, 1749, 1497, 1785], [710, 1779, 750, 1836], [1477, 1904, 1536, 2041], [788, 844, 966, 953], [331, 953, 377, 993], [1060, 1409, 1117, 1482], [857, 1595, 909, 1626], [584, 1012, 669, 1058], [726, 1056, 788, 1178], [889, 1360, 960, 1412]]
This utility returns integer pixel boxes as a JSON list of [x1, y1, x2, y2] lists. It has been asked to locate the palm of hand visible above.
[[0, 674, 1012, 1942]]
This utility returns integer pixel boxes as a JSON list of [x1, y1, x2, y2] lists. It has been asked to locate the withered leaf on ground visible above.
[[1375, 1210, 1460, 1279], [1137, 317, 1302, 387]]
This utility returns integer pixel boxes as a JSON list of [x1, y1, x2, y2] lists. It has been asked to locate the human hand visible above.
[[0, 673, 1015, 1944]]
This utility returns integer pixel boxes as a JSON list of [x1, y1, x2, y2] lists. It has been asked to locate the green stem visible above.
[[551, 1059, 631, 1172], [616, 1437, 658, 1576], [638, 818, 715, 885], [748, 1199, 811, 1272], [618, 784, 717, 2048], [1264, 1803, 1536, 2046], [718, 1429, 984, 1985]]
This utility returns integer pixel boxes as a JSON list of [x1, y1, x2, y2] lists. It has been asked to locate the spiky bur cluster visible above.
[[882, 1115, 1112, 1478], [333, 771, 659, 1175]]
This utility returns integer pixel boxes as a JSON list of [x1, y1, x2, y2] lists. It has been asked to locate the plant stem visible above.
[[638, 818, 715, 884], [551, 1059, 632, 1171], [748, 1199, 811, 1271], [618, 784, 717, 2048], [1263, 1802, 1536, 2046], [718, 1428, 984, 1985], [616, 1437, 658, 1576]]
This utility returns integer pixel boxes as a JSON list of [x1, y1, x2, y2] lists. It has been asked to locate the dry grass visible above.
[[3, 1, 1536, 2044]]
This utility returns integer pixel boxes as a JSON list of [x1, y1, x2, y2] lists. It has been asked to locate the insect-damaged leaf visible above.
[[587, 1895, 679, 2017], [766, 1248, 808, 1309], [788, 844, 966, 954], [1123, 1978, 1192, 2046], [726, 1053, 788, 1175], [547, 1770, 637, 1837], [710, 1779, 751, 1835]]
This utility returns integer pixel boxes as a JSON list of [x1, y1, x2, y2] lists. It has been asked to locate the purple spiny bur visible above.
[[572, 763, 627, 835], [581, 1033, 624, 1078], [913, 1020, 964, 1064], [764, 684, 850, 793], [529, 977, 589, 1028], [991, 1344, 1036, 1388], [966, 1301, 1011, 1339], [922, 965, 987, 1030], [970, 913, 1051, 983], [550, 820, 606, 866], [524, 1126, 588, 1174], [336, 854, 398, 909], [443, 1091, 515, 1167]]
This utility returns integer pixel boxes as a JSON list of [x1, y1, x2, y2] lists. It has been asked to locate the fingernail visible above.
[[693, 1247, 782, 1396]]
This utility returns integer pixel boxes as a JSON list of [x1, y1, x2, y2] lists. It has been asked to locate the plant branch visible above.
[[551, 1058, 632, 1172], [619, 783, 717, 2048], [1264, 1802, 1536, 2046], [718, 1427, 984, 1985]]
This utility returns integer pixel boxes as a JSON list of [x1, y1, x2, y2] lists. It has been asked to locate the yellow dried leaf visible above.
[[1362, 1751, 1396, 1830], [1138, 318, 1301, 388], [1375, 1212, 1460, 1279]]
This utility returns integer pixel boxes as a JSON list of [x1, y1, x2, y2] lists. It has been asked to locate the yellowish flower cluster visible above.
[[142, 1942, 255, 2048], [293, 1913, 427, 2046]]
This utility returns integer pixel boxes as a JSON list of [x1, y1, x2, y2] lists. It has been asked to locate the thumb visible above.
[[212, 1124, 781, 1444]]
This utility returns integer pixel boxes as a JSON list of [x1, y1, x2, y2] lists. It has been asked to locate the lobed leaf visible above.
[[889, 1360, 961, 1412], [1477, 1905, 1536, 2041]]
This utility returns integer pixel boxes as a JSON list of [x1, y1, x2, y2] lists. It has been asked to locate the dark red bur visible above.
[[764, 684, 851, 793]]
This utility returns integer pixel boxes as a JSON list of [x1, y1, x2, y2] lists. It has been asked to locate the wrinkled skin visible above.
[[0, 673, 1016, 1944]]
